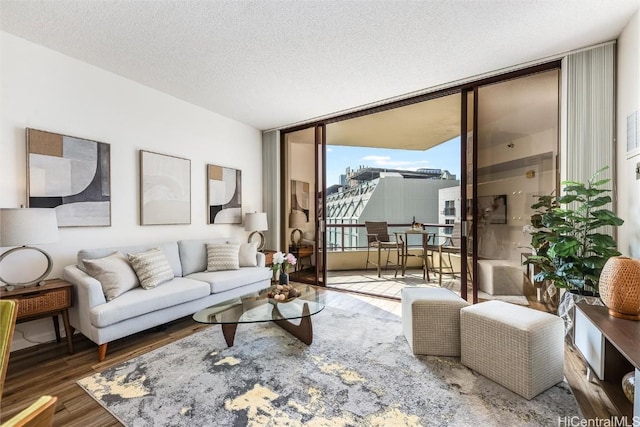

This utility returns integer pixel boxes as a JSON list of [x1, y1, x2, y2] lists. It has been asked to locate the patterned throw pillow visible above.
[[128, 248, 174, 289], [83, 252, 140, 301], [207, 243, 240, 271]]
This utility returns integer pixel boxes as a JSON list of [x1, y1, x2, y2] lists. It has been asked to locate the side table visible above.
[[0, 279, 74, 354], [262, 250, 276, 267], [289, 244, 313, 271]]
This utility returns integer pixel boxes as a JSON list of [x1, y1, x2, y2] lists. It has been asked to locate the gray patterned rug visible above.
[[78, 307, 581, 426]]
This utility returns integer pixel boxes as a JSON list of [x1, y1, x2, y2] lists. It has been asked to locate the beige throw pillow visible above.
[[238, 242, 258, 267], [83, 252, 140, 301], [128, 248, 174, 289], [207, 243, 240, 271]]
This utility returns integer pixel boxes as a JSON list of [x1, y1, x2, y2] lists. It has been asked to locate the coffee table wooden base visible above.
[[272, 302, 313, 345], [219, 302, 314, 347]]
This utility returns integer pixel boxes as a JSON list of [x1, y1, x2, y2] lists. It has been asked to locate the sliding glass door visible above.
[[468, 68, 560, 304], [283, 125, 326, 286], [279, 63, 560, 303]]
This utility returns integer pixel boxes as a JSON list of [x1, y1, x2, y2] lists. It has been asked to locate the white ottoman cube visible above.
[[402, 287, 470, 356], [478, 259, 524, 295], [460, 300, 564, 400]]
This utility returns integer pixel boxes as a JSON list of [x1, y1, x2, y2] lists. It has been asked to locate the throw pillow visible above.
[[238, 242, 258, 267], [83, 252, 140, 301], [128, 248, 174, 289], [207, 242, 240, 271]]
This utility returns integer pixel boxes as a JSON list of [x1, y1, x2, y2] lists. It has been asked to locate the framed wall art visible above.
[[27, 128, 111, 227], [140, 150, 191, 225], [468, 194, 508, 225], [291, 179, 310, 222], [207, 164, 242, 224]]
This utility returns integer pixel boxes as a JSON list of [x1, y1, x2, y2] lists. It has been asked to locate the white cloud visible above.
[[362, 155, 390, 161], [361, 155, 431, 170]]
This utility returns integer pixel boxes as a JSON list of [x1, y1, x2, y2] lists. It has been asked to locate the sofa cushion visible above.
[[89, 277, 210, 328], [178, 238, 240, 275], [187, 267, 271, 294], [78, 242, 182, 277], [239, 242, 258, 267], [207, 242, 240, 271], [128, 248, 175, 289], [83, 251, 139, 301]]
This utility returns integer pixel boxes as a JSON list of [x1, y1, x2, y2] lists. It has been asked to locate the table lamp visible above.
[[0, 208, 59, 289], [289, 210, 306, 246], [244, 212, 268, 251]]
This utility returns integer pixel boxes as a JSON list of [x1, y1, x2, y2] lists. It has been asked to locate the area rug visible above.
[[78, 307, 580, 426]]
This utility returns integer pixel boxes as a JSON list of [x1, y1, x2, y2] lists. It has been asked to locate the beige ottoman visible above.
[[402, 287, 470, 356], [460, 300, 564, 400]]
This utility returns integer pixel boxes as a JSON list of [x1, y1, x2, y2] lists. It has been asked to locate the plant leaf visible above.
[[591, 210, 624, 226]]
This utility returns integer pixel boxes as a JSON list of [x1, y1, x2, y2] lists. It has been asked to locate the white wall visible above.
[[616, 10, 640, 257], [0, 32, 263, 349]]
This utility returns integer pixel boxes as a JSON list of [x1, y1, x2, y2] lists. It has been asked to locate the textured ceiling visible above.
[[0, 0, 637, 130]]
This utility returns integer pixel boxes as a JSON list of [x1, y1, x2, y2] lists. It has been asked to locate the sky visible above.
[[325, 137, 461, 187]]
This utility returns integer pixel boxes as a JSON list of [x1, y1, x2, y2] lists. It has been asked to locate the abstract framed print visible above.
[[140, 150, 191, 225], [291, 179, 310, 222], [207, 164, 242, 224], [27, 128, 111, 227]]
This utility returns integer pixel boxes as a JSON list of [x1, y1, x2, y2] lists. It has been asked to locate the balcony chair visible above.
[[365, 221, 401, 278], [1, 300, 17, 400], [436, 222, 467, 286], [0, 395, 58, 427]]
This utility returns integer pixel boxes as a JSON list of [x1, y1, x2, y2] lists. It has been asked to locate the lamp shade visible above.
[[244, 212, 268, 232], [0, 208, 59, 246], [289, 210, 306, 228]]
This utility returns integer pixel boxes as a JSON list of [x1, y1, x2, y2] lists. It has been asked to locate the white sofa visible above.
[[63, 238, 272, 361]]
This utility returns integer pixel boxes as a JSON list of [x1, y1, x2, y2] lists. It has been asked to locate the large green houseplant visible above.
[[525, 166, 624, 297]]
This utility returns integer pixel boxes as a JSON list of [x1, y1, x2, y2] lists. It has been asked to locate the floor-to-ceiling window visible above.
[[280, 62, 560, 303]]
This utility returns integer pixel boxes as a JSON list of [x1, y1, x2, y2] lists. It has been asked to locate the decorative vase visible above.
[[279, 272, 289, 285], [599, 256, 640, 321], [622, 371, 635, 403]]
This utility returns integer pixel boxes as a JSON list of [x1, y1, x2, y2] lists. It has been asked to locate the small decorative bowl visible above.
[[622, 371, 635, 403]]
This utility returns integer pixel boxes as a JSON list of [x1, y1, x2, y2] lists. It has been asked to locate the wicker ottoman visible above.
[[401, 287, 470, 356], [460, 300, 564, 400]]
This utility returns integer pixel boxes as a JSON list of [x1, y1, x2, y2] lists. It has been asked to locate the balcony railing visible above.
[[443, 207, 456, 216], [325, 222, 453, 252]]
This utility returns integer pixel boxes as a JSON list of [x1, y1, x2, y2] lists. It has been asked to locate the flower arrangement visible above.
[[271, 251, 297, 274]]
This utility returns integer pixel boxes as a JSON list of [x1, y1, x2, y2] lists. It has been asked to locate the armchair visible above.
[[0, 300, 17, 399], [0, 395, 57, 427]]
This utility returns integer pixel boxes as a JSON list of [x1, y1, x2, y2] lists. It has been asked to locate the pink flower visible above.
[[285, 253, 297, 266]]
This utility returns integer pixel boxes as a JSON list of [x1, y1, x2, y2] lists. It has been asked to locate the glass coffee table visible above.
[[193, 284, 325, 346]]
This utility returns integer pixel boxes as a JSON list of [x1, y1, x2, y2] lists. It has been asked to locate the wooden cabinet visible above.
[[0, 279, 74, 354], [575, 304, 640, 419]]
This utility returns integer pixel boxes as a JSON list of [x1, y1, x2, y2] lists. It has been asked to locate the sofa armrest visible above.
[[63, 265, 107, 338], [256, 252, 266, 267]]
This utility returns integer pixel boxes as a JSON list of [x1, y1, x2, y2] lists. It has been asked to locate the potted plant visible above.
[[524, 166, 624, 334]]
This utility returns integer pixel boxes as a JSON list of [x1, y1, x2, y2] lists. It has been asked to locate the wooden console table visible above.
[[0, 279, 74, 354], [575, 303, 640, 419]]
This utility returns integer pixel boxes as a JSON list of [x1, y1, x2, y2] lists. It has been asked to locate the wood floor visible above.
[[0, 286, 617, 426]]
